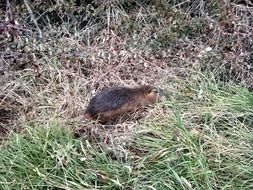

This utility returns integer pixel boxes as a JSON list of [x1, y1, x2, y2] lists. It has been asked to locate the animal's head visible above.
[[140, 85, 164, 104]]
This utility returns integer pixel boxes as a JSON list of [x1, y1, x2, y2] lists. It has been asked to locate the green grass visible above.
[[0, 121, 133, 189], [1, 75, 252, 190]]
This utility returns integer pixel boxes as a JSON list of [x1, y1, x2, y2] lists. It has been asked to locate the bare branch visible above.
[[23, 0, 42, 38]]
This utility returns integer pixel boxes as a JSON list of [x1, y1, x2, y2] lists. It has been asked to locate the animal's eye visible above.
[[148, 88, 154, 93]]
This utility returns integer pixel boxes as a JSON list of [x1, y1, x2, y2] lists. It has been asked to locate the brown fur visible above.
[[84, 85, 161, 124]]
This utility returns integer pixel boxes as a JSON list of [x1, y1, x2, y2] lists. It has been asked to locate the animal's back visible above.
[[85, 87, 135, 116], [84, 85, 160, 124]]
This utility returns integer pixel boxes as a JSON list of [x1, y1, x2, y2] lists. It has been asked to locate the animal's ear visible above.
[[151, 87, 164, 95], [151, 87, 159, 93]]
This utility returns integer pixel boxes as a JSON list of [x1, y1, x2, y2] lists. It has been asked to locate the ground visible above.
[[0, 0, 253, 189]]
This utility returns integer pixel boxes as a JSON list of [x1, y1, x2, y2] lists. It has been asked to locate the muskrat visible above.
[[84, 85, 162, 124]]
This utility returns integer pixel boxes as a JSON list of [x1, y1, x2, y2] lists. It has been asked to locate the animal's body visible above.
[[84, 85, 160, 124]]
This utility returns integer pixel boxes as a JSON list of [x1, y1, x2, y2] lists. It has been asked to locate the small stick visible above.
[[3, 0, 9, 18], [23, 0, 42, 38]]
